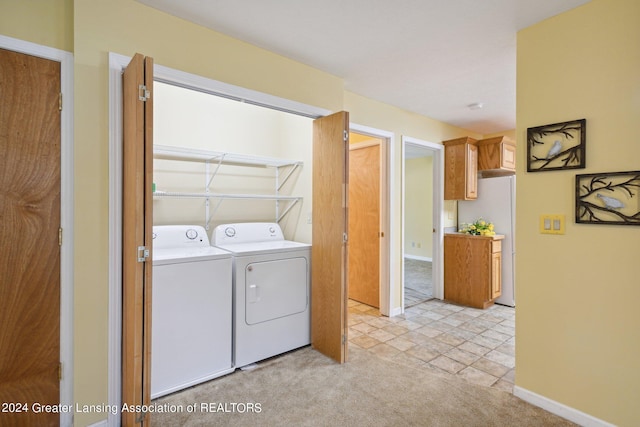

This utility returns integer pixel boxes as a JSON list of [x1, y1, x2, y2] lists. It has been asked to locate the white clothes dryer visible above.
[[151, 225, 233, 399], [212, 222, 311, 368]]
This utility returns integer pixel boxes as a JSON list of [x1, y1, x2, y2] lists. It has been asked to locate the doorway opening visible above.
[[348, 132, 383, 313], [401, 137, 444, 312], [347, 127, 392, 317], [108, 53, 332, 420]]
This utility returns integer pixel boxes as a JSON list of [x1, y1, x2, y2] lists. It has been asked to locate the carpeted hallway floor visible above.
[[152, 345, 574, 426]]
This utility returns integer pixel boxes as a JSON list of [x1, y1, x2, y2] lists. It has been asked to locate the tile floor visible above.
[[348, 298, 516, 392]]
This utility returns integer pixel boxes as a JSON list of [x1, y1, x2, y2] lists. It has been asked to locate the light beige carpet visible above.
[[152, 346, 575, 426]]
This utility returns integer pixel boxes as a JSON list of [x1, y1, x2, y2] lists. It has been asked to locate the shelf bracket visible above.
[[276, 198, 301, 222], [206, 153, 226, 189], [276, 163, 301, 192]]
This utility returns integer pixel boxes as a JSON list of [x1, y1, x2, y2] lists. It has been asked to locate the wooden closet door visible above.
[[311, 111, 349, 363], [122, 53, 153, 426], [0, 48, 61, 426], [348, 143, 380, 308]]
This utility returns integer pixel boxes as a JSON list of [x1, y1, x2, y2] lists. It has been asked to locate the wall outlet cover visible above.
[[540, 214, 565, 235]]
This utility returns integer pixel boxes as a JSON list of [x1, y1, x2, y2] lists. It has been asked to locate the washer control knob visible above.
[[225, 227, 236, 238], [269, 226, 276, 234], [185, 228, 198, 240]]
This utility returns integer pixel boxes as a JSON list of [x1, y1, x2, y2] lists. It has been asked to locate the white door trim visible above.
[[0, 34, 75, 427], [349, 124, 393, 317], [108, 52, 331, 424], [401, 136, 444, 313]]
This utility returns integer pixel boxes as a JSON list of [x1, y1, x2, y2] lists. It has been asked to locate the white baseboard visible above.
[[513, 386, 616, 427], [404, 254, 432, 262], [389, 306, 403, 317]]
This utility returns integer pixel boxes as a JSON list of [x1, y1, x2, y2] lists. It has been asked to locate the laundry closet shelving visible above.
[[153, 145, 303, 229]]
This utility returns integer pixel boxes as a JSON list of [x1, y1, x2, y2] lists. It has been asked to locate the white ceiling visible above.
[[138, 0, 590, 135]]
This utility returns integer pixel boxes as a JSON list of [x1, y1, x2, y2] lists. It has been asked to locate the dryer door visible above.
[[244, 257, 308, 325]]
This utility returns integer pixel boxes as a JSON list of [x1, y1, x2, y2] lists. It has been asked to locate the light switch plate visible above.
[[540, 214, 565, 234]]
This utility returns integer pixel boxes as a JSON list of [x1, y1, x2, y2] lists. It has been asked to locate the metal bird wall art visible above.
[[576, 171, 640, 225], [527, 119, 586, 172]]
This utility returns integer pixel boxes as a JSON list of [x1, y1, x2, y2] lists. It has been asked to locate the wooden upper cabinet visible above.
[[477, 136, 516, 177], [443, 137, 478, 200]]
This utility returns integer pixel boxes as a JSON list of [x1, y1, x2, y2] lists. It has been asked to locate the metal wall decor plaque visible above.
[[576, 171, 640, 225], [527, 119, 586, 172]]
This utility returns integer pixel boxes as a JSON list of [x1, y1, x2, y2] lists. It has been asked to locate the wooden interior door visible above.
[[122, 53, 154, 426], [348, 143, 380, 308], [0, 48, 61, 426], [311, 111, 349, 363]]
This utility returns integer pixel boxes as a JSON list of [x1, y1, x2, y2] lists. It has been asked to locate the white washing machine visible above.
[[151, 225, 233, 399], [212, 222, 311, 368]]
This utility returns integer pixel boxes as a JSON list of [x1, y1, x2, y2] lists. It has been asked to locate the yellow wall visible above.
[[483, 128, 516, 141], [0, 0, 73, 51], [405, 156, 434, 258], [516, 0, 640, 425]]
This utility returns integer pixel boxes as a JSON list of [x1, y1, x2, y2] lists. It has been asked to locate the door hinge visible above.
[[139, 84, 150, 101], [137, 246, 150, 262], [58, 227, 63, 246], [58, 362, 62, 381], [343, 232, 348, 243], [343, 130, 349, 142], [342, 335, 346, 344], [59, 93, 63, 111]]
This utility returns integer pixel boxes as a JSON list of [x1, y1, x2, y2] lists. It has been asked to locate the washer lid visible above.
[[213, 239, 310, 256], [153, 245, 231, 265]]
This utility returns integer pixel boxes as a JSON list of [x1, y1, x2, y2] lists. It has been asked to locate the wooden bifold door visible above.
[[311, 111, 350, 363], [122, 53, 154, 427]]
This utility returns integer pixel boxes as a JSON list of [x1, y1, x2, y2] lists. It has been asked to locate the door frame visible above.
[[0, 35, 74, 427], [349, 124, 392, 316], [108, 53, 330, 420], [401, 136, 444, 311]]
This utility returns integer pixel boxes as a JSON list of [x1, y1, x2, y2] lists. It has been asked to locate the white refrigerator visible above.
[[458, 175, 516, 307]]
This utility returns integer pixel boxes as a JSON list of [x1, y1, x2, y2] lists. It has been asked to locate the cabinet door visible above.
[[491, 251, 502, 300], [501, 143, 516, 170], [443, 137, 477, 200], [465, 144, 478, 199]]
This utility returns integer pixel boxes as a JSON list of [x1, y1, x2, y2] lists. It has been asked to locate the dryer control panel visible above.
[[212, 222, 284, 245]]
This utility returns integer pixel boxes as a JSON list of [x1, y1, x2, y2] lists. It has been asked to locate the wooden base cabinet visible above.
[[444, 233, 504, 309]]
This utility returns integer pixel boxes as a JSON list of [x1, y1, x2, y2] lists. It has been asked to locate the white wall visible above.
[[153, 82, 313, 243]]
